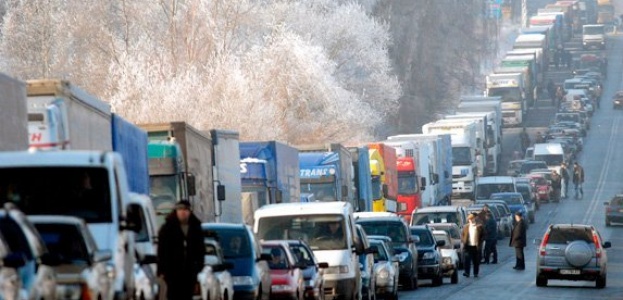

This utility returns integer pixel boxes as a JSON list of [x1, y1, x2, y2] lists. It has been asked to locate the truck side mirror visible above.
[[342, 185, 348, 198], [382, 184, 389, 198], [122, 204, 143, 233], [187, 173, 196, 196], [433, 173, 439, 184], [217, 184, 226, 201], [420, 177, 427, 190], [275, 190, 283, 203]]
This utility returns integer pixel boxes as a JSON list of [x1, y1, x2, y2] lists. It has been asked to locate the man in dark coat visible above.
[[573, 162, 585, 198], [157, 200, 206, 300], [483, 212, 498, 264], [510, 211, 527, 270], [461, 213, 484, 277]]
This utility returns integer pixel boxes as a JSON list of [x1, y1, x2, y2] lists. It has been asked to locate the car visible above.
[[526, 174, 553, 203], [409, 225, 444, 286], [202, 237, 235, 300], [475, 200, 512, 237], [29, 215, 115, 300], [354, 224, 375, 300], [354, 212, 419, 290], [0, 204, 57, 300], [431, 230, 459, 284], [202, 223, 271, 300], [604, 194, 623, 227], [410, 206, 467, 232], [261, 241, 306, 300], [515, 177, 538, 209], [613, 91, 623, 109], [367, 237, 399, 300], [0, 231, 25, 300], [128, 193, 160, 300], [286, 240, 328, 300], [515, 182, 536, 223], [507, 160, 527, 177], [426, 223, 463, 268], [490, 192, 529, 224], [486, 203, 511, 239], [518, 161, 549, 176], [536, 224, 611, 288]]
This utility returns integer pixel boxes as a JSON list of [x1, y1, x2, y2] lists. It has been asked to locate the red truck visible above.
[[368, 143, 398, 212]]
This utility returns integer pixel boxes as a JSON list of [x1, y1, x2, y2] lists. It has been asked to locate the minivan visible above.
[[533, 143, 565, 174], [474, 176, 517, 200], [254, 202, 364, 300]]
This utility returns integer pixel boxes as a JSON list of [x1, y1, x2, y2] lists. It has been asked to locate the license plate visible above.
[[560, 269, 580, 275]]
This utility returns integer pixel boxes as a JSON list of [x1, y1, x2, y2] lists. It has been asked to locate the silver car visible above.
[[29, 215, 115, 300], [536, 224, 611, 288], [432, 230, 459, 284], [0, 231, 24, 300], [202, 238, 234, 300], [368, 237, 398, 300]]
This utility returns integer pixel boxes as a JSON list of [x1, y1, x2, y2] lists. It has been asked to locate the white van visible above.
[[533, 143, 565, 174], [254, 202, 364, 300], [474, 176, 517, 200]]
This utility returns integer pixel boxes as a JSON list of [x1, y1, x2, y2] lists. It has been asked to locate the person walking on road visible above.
[[547, 79, 556, 106], [483, 212, 498, 264], [560, 163, 570, 199], [573, 162, 585, 199], [520, 127, 530, 152], [551, 170, 562, 202], [462, 213, 484, 277], [510, 211, 527, 271], [157, 200, 206, 300]]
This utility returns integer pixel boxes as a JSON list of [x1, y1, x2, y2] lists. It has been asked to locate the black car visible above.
[[409, 225, 444, 286]]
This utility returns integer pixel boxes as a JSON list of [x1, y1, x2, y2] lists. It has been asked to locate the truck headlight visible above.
[[233, 276, 254, 286], [422, 252, 436, 260], [325, 265, 349, 274]]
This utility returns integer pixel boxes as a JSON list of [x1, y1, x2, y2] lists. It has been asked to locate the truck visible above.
[[239, 141, 300, 225], [112, 114, 150, 195], [485, 73, 526, 126], [500, 56, 539, 105], [208, 129, 242, 223], [444, 113, 500, 176], [510, 40, 547, 74], [348, 146, 374, 212], [367, 143, 398, 213], [387, 134, 453, 206], [140, 122, 215, 225], [434, 118, 486, 177], [0, 73, 28, 151], [26, 79, 112, 150], [298, 143, 357, 209], [381, 140, 426, 220], [422, 121, 480, 200], [582, 24, 606, 49]]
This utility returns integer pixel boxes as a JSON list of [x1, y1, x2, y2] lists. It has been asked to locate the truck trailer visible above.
[[0, 73, 28, 151]]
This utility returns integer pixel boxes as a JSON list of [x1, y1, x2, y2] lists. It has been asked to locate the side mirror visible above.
[[342, 185, 349, 198], [411, 235, 420, 244], [433, 173, 439, 184], [257, 253, 272, 262], [421, 177, 427, 190], [275, 190, 283, 204], [603, 241, 612, 249], [217, 184, 226, 201], [187, 173, 196, 196], [93, 249, 113, 263], [3, 252, 27, 269], [317, 262, 329, 269], [140, 254, 158, 265], [436, 240, 446, 247]]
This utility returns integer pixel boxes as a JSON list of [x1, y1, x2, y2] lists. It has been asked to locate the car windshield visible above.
[[358, 221, 408, 246], [205, 228, 253, 259], [289, 244, 315, 267], [476, 183, 514, 199], [370, 241, 389, 262], [257, 215, 347, 250], [410, 228, 435, 246], [516, 185, 531, 201], [412, 212, 460, 227], [452, 147, 472, 166], [491, 194, 523, 205], [429, 225, 460, 239], [35, 223, 90, 263], [520, 162, 547, 174], [262, 245, 290, 270]]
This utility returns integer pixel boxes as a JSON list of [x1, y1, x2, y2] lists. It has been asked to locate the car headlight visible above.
[[422, 252, 436, 260], [232, 276, 254, 286], [395, 251, 410, 263], [325, 265, 349, 274], [378, 269, 390, 279], [272, 285, 294, 292]]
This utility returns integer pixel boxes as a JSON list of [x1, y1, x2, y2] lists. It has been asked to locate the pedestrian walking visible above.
[[547, 79, 556, 106], [462, 213, 484, 277], [560, 163, 570, 199], [510, 211, 527, 271], [483, 212, 498, 264], [520, 127, 530, 152], [563, 49, 572, 69], [157, 200, 206, 300], [551, 170, 562, 201], [573, 162, 585, 199], [554, 45, 563, 69]]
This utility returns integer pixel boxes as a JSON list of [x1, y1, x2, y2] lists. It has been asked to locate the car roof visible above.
[[413, 206, 462, 213], [491, 192, 522, 197], [202, 223, 247, 230], [254, 201, 352, 218], [354, 212, 402, 221], [27, 215, 86, 226]]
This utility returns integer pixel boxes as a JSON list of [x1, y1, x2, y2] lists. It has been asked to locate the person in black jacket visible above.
[[510, 211, 527, 270], [483, 212, 498, 264], [157, 200, 205, 300]]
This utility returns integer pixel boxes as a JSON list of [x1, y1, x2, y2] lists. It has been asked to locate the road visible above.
[[396, 30, 623, 300]]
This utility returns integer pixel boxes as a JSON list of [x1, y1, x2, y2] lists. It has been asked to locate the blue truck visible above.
[[111, 114, 150, 195], [297, 144, 356, 209], [349, 146, 373, 212], [239, 141, 300, 225]]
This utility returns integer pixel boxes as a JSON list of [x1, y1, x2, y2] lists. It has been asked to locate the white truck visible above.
[[26, 79, 112, 150], [422, 120, 481, 200], [444, 113, 499, 176], [0, 73, 28, 151], [485, 73, 526, 127]]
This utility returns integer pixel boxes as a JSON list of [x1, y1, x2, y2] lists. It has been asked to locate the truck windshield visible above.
[[371, 176, 382, 200], [0, 167, 112, 223], [150, 175, 180, 227], [488, 88, 522, 102], [534, 154, 563, 166], [301, 182, 337, 201], [398, 173, 418, 195], [583, 26, 604, 35], [257, 215, 347, 250], [452, 147, 472, 166]]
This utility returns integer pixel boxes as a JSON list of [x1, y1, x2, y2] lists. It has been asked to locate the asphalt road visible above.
[[396, 28, 623, 300]]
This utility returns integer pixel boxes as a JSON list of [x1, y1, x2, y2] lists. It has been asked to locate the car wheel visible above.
[[451, 270, 459, 284], [536, 275, 547, 287], [596, 275, 606, 289]]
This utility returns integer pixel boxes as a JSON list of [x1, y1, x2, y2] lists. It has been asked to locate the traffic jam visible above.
[[0, 0, 621, 300]]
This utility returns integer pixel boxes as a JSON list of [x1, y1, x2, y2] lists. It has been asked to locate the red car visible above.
[[261, 241, 306, 300], [528, 174, 552, 203]]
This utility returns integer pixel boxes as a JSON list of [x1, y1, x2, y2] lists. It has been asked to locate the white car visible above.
[[29, 215, 115, 300], [368, 237, 399, 300], [432, 230, 459, 284], [200, 238, 233, 300]]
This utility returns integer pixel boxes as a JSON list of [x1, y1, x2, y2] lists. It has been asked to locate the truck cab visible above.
[[582, 24, 605, 49]]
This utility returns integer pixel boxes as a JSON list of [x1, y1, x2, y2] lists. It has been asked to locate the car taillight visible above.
[[539, 232, 550, 256], [81, 283, 93, 300], [593, 233, 602, 259]]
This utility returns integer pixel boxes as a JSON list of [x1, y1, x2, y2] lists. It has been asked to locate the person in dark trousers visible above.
[[551, 170, 562, 202], [510, 211, 527, 270], [157, 200, 206, 300], [483, 212, 498, 264], [547, 79, 556, 106], [461, 213, 484, 277], [573, 162, 585, 199], [560, 163, 570, 199]]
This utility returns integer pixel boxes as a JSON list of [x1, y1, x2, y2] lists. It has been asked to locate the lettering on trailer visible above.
[[31, 132, 42, 142], [300, 167, 336, 178], [488, 79, 519, 87]]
